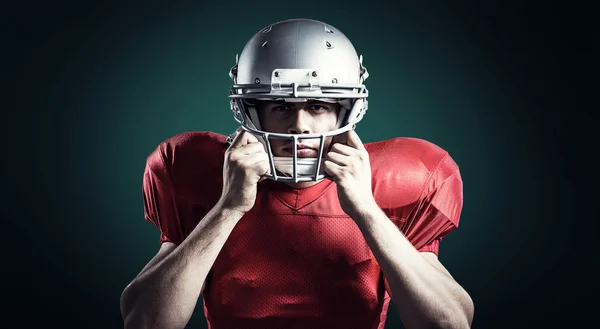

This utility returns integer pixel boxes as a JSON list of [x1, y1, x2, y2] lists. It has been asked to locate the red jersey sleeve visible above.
[[404, 151, 463, 255], [141, 131, 228, 245], [369, 137, 464, 256], [142, 145, 182, 245]]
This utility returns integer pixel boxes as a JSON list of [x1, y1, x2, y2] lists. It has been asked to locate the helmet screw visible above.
[[274, 71, 279, 77], [312, 71, 318, 77], [254, 78, 260, 84], [332, 78, 338, 83]]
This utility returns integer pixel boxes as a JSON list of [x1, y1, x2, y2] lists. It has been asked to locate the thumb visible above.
[[345, 130, 366, 151], [332, 131, 349, 145], [229, 129, 259, 148]]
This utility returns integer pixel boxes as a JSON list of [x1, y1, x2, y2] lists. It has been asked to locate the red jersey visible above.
[[142, 131, 463, 329]]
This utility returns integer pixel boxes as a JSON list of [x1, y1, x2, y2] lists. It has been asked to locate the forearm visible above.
[[352, 204, 473, 329], [121, 203, 245, 329]]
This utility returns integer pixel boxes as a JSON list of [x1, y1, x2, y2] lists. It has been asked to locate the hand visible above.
[[218, 128, 270, 214], [324, 130, 377, 218]]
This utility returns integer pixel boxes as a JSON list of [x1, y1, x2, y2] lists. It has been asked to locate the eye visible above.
[[308, 104, 329, 112], [272, 105, 291, 112]]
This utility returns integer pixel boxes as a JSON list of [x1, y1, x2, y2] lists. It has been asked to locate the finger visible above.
[[345, 130, 366, 151], [323, 160, 343, 180], [250, 157, 271, 176], [325, 151, 350, 166], [229, 129, 259, 148], [332, 131, 348, 145], [228, 127, 247, 147], [234, 141, 267, 155], [245, 153, 272, 175], [329, 142, 359, 156]]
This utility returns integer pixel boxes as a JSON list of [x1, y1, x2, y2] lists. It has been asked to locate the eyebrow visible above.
[[261, 100, 335, 110], [257, 100, 286, 107]]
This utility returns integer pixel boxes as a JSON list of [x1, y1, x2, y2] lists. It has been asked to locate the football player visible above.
[[120, 18, 474, 329]]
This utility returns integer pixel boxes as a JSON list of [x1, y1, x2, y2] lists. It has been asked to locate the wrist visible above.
[[347, 196, 380, 221], [214, 200, 248, 220]]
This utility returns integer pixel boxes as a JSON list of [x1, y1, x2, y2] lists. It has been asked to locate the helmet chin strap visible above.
[[272, 157, 324, 177]]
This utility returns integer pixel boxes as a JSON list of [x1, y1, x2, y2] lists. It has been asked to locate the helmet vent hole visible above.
[[260, 25, 273, 33], [325, 26, 334, 33], [262, 41, 268, 48], [326, 41, 333, 48]]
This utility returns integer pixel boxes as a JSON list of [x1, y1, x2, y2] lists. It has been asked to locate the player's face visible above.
[[256, 100, 340, 158]]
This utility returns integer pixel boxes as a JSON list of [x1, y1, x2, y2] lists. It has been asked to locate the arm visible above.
[[120, 203, 245, 329], [323, 131, 473, 329], [121, 130, 270, 329], [352, 203, 474, 329]]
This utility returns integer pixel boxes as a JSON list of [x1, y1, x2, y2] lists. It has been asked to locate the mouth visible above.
[[282, 144, 318, 157]]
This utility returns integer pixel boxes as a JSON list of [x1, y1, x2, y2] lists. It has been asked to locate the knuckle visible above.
[[233, 157, 246, 168], [228, 152, 239, 162], [357, 151, 367, 161], [227, 153, 237, 163], [261, 162, 271, 173], [347, 164, 356, 173]]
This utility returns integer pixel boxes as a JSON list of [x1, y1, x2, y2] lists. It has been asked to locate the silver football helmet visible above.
[[228, 18, 369, 183]]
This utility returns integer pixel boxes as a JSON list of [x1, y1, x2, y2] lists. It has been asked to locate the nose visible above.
[[287, 109, 312, 134]]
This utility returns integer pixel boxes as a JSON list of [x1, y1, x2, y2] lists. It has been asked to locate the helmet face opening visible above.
[[227, 19, 369, 183], [230, 98, 365, 183]]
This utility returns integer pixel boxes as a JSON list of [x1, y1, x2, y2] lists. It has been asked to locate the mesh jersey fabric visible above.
[[142, 131, 463, 329]]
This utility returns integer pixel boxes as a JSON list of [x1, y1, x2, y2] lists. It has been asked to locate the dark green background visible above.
[[6, 0, 594, 328]]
